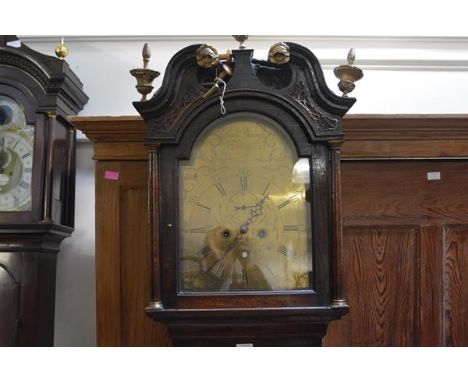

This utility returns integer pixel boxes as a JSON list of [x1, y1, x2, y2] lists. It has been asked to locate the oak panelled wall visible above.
[[75, 115, 468, 347], [326, 161, 468, 346]]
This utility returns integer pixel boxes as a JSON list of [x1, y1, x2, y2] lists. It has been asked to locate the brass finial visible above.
[[55, 36, 68, 60], [268, 42, 290, 65], [142, 43, 151, 69], [347, 48, 356, 65], [232, 35, 249, 49], [130, 43, 160, 101], [333, 48, 363, 97]]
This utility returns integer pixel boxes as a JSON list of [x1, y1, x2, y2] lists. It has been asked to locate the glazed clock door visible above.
[[179, 113, 312, 293], [0, 95, 34, 211]]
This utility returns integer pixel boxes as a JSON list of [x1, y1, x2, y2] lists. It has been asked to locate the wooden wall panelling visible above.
[[326, 159, 468, 346], [443, 226, 468, 346], [419, 226, 443, 346], [325, 226, 419, 346], [342, 115, 468, 159]]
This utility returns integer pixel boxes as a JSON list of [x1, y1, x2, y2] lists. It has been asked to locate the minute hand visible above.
[[220, 195, 269, 262]]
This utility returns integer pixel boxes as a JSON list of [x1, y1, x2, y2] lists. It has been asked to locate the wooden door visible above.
[[325, 160, 468, 346]]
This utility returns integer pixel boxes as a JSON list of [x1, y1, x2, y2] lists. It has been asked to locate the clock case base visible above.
[[147, 306, 347, 346], [0, 223, 72, 346]]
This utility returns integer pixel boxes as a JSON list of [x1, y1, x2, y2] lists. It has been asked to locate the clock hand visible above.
[[209, 195, 269, 272], [234, 195, 269, 212]]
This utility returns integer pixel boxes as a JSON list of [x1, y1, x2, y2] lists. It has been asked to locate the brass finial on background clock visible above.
[[333, 48, 363, 97], [232, 35, 248, 49], [130, 43, 160, 101], [268, 42, 290, 65], [55, 36, 68, 60]]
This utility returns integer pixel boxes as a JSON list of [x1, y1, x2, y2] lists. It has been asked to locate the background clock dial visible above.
[[0, 95, 34, 211], [179, 113, 312, 292]]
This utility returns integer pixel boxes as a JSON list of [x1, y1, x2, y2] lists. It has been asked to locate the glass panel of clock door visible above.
[[179, 113, 312, 292], [0, 96, 34, 211]]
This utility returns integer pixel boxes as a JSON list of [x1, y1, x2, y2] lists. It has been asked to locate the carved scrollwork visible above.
[[0, 52, 49, 90], [149, 84, 204, 135], [290, 81, 339, 131]]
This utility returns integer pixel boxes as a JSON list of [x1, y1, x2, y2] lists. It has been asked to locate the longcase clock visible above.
[[0, 36, 87, 346], [134, 40, 356, 346]]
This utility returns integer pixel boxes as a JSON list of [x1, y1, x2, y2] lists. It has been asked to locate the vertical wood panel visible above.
[[443, 225, 468, 346], [96, 162, 170, 346], [326, 226, 418, 346], [419, 226, 443, 346], [95, 162, 123, 346], [120, 186, 170, 346]]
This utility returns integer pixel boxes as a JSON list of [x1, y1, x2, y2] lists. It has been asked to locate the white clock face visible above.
[[0, 95, 34, 211]]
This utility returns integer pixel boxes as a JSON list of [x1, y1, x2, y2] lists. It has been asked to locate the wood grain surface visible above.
[[326, 226, 418, 346], [443, 226, 468, 346], [326, 160, 468, 346], [95, 162, 170, 346]]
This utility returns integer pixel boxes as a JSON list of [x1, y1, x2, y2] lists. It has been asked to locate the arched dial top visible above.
[[179, 113, 312, 292], [0, 95, 34, 211]]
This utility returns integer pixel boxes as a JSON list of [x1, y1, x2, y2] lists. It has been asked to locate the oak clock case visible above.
[[0, 36, 88, 346], [135, 43, 355, 346]]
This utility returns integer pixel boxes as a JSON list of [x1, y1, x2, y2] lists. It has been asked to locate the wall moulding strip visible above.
[[19, 35, 468, 72], [19, 35, 468, 46]]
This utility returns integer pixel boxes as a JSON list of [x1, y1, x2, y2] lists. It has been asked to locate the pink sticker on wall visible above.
[[104, 170, 120, 181]]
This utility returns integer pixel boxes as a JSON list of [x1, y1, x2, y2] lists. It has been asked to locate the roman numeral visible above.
[[21, 152, 31, 159], [207, 260, 225, 278], [277, 194, 298, 209], [197, 246, 211, 260], [278, 245, 293, 258], [24, 168, 32, 173], [215, 182, 226, 196], [283, 225, 299, 232], [197, 203, 211, 210], [277, 199, 291, 209], [19, 180, 29, 189], [239, 169, 248, 193], [263, 182, 271, 196], [190, 226, 211, 234], [12, 140, 19, 150]]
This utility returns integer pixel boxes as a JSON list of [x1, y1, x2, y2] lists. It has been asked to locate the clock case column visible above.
[[135, 43, 355, 346], [0, 36, 87, 346]]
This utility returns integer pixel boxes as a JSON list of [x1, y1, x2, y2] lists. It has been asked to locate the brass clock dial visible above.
[[179, 113, 312, 292], [0, 96, 34, 211]]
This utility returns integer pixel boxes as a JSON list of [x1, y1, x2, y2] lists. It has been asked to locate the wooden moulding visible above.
[[72, 116, 147, 161], [342, 114, 468, 159], [72, 114, 468, 161]]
